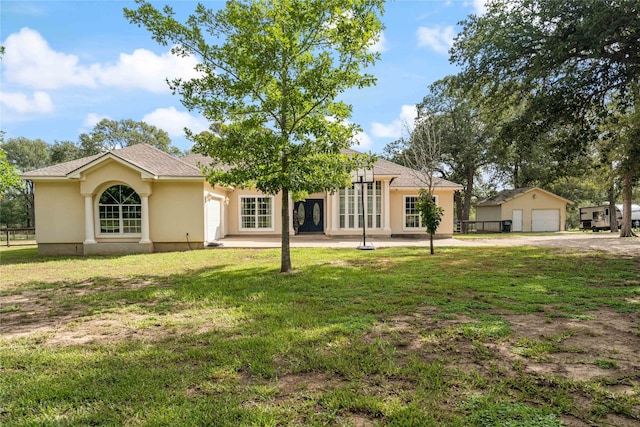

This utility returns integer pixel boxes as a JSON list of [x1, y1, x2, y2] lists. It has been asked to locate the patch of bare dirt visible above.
[[502, 308, 640, 381], [0, 278, 234, 346], [367, 306, 640, 425], [276, 372, 344, 396], [381, 306, 640, 382]]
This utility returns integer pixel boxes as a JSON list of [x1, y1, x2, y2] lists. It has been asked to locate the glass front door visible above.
[[295, 199, 324, 233]]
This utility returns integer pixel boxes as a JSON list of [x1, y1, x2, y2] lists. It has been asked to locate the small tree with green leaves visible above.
[[417, 188, 444, 255], [400, 116, 445, 254], [125, 0, 383, 272]]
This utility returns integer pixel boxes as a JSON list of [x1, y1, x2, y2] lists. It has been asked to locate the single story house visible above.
[[475, 187, 573, 232], [22, 143, 462, 255]]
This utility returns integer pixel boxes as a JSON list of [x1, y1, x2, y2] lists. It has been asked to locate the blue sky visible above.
[[1, 0, 487, 155]]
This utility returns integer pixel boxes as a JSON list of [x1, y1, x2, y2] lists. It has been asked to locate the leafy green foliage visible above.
[[49, 140, 83, 164], [451, 0, 640, 235], [124, 0, 384, 271], [417, 188, 443, 254], [0, 137, 50, 227], [419, 75, 490, 223], [0, 148, 22, 195], [78, 118, 180, 156]]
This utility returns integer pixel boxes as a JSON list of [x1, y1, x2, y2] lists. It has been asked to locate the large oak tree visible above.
[[79, 118, 180, 156], [451, 0, 640, 236], [125, 0, 382, 271]]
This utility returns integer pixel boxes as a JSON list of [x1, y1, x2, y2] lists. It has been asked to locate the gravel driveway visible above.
[[219, 232, 640, 255], [448, 232, 640, 255]]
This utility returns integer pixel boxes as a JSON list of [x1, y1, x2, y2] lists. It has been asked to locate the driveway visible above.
[[217, 232, 640, 255]]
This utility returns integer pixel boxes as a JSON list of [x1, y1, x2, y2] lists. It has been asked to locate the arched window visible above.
[[98, 185, 142, 234]]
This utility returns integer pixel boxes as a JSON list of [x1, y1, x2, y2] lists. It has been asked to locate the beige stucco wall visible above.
[[80, 159, 152, 197], [389, 188, 456, 237], [33, 181, 84, 243], [148, 181, 206, 243], [33, 159, 209, 255]]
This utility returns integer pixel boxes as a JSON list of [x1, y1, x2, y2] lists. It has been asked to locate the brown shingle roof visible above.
[[476, 187, 574, 206], [476, 188, 534, 206], [23, 144, 202, 179], [23, 144, 463, 190], [22, 153, 104, 177], [110, 144, 201, 177], [341, 149, 463, 189]]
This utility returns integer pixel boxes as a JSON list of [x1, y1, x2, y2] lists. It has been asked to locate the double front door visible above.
[[294, 199, 324, 233]]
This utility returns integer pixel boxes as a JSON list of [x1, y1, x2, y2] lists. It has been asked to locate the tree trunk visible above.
[[281, 187, 293, 272], [454, 191, 464, 233], [463, 166, 475, 233], [619, 172, 636, 237], [608, 184, 617, 233], [429, 232, 434, 255]]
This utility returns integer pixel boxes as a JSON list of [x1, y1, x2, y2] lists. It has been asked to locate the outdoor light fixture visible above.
[[351, 168, 375, 250]]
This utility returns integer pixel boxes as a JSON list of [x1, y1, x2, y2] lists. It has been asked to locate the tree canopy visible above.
[[78, 118, 180, 156], [451, 0, 640, 236], [0, 149, 21, 195], [125, 0, 384, 272]]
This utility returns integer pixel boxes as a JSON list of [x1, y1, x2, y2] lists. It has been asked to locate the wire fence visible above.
[[1, 228, 36, 247]]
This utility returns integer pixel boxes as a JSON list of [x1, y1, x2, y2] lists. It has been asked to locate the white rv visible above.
[[616, 204, 640, 229], [580, 204, 640, 231]]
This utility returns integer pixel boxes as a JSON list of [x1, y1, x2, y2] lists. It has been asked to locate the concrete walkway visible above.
[[214, 233, 640, 254], [215, 235, 454, 249]]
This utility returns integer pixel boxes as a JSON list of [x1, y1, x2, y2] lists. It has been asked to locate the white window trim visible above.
[[403, 194, 439, 231], [338, 181, 383, 230], [239, 195, 275, 232], [95, 185, 142, 238]]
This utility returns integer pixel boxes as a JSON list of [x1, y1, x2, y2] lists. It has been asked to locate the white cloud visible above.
[[3, 28, 97, 89], [0, 91, 53, 113], [2, 27, 200, 93], [416, 25, 456, 54], [97, 49, 201, 93], [142, 107, 209, 137], [83, 113, 110, 128], [370, 105, 417, 139], [368, 32, 388, 54], [473, 0, 489, 15], [351, 130, 372, 150]]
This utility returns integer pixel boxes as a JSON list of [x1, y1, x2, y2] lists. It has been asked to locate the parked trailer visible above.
[[580, 204, 640, 232], [579, 205, 620, 232], [616, 204, 640, 229]]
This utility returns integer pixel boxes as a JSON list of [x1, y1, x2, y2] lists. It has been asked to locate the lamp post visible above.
[[351, 168, 375, 250]]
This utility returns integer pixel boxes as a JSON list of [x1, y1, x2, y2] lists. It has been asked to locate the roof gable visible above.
[[476, 187, 573, 206], [23, 144, 202, 180], [341, 149, 463, 189]]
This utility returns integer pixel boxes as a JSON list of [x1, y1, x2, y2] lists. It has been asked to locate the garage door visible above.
[[206, 199, 221, 242], [531, 209, 560, 232]]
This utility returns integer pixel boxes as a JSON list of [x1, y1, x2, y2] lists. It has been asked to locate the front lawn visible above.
[[1, 246, 638, 426]]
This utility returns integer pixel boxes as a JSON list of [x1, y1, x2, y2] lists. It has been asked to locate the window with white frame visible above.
[[339, 181, 383, 229], [98, 185, 141, 234], [240, 196, 274, 230], [404, 194, 438, 230]]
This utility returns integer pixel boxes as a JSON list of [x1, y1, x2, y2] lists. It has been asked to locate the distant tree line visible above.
[[0, 119, 181, 228]]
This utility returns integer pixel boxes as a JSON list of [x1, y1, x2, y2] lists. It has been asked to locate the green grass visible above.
[[0, 245, 638, 426]]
